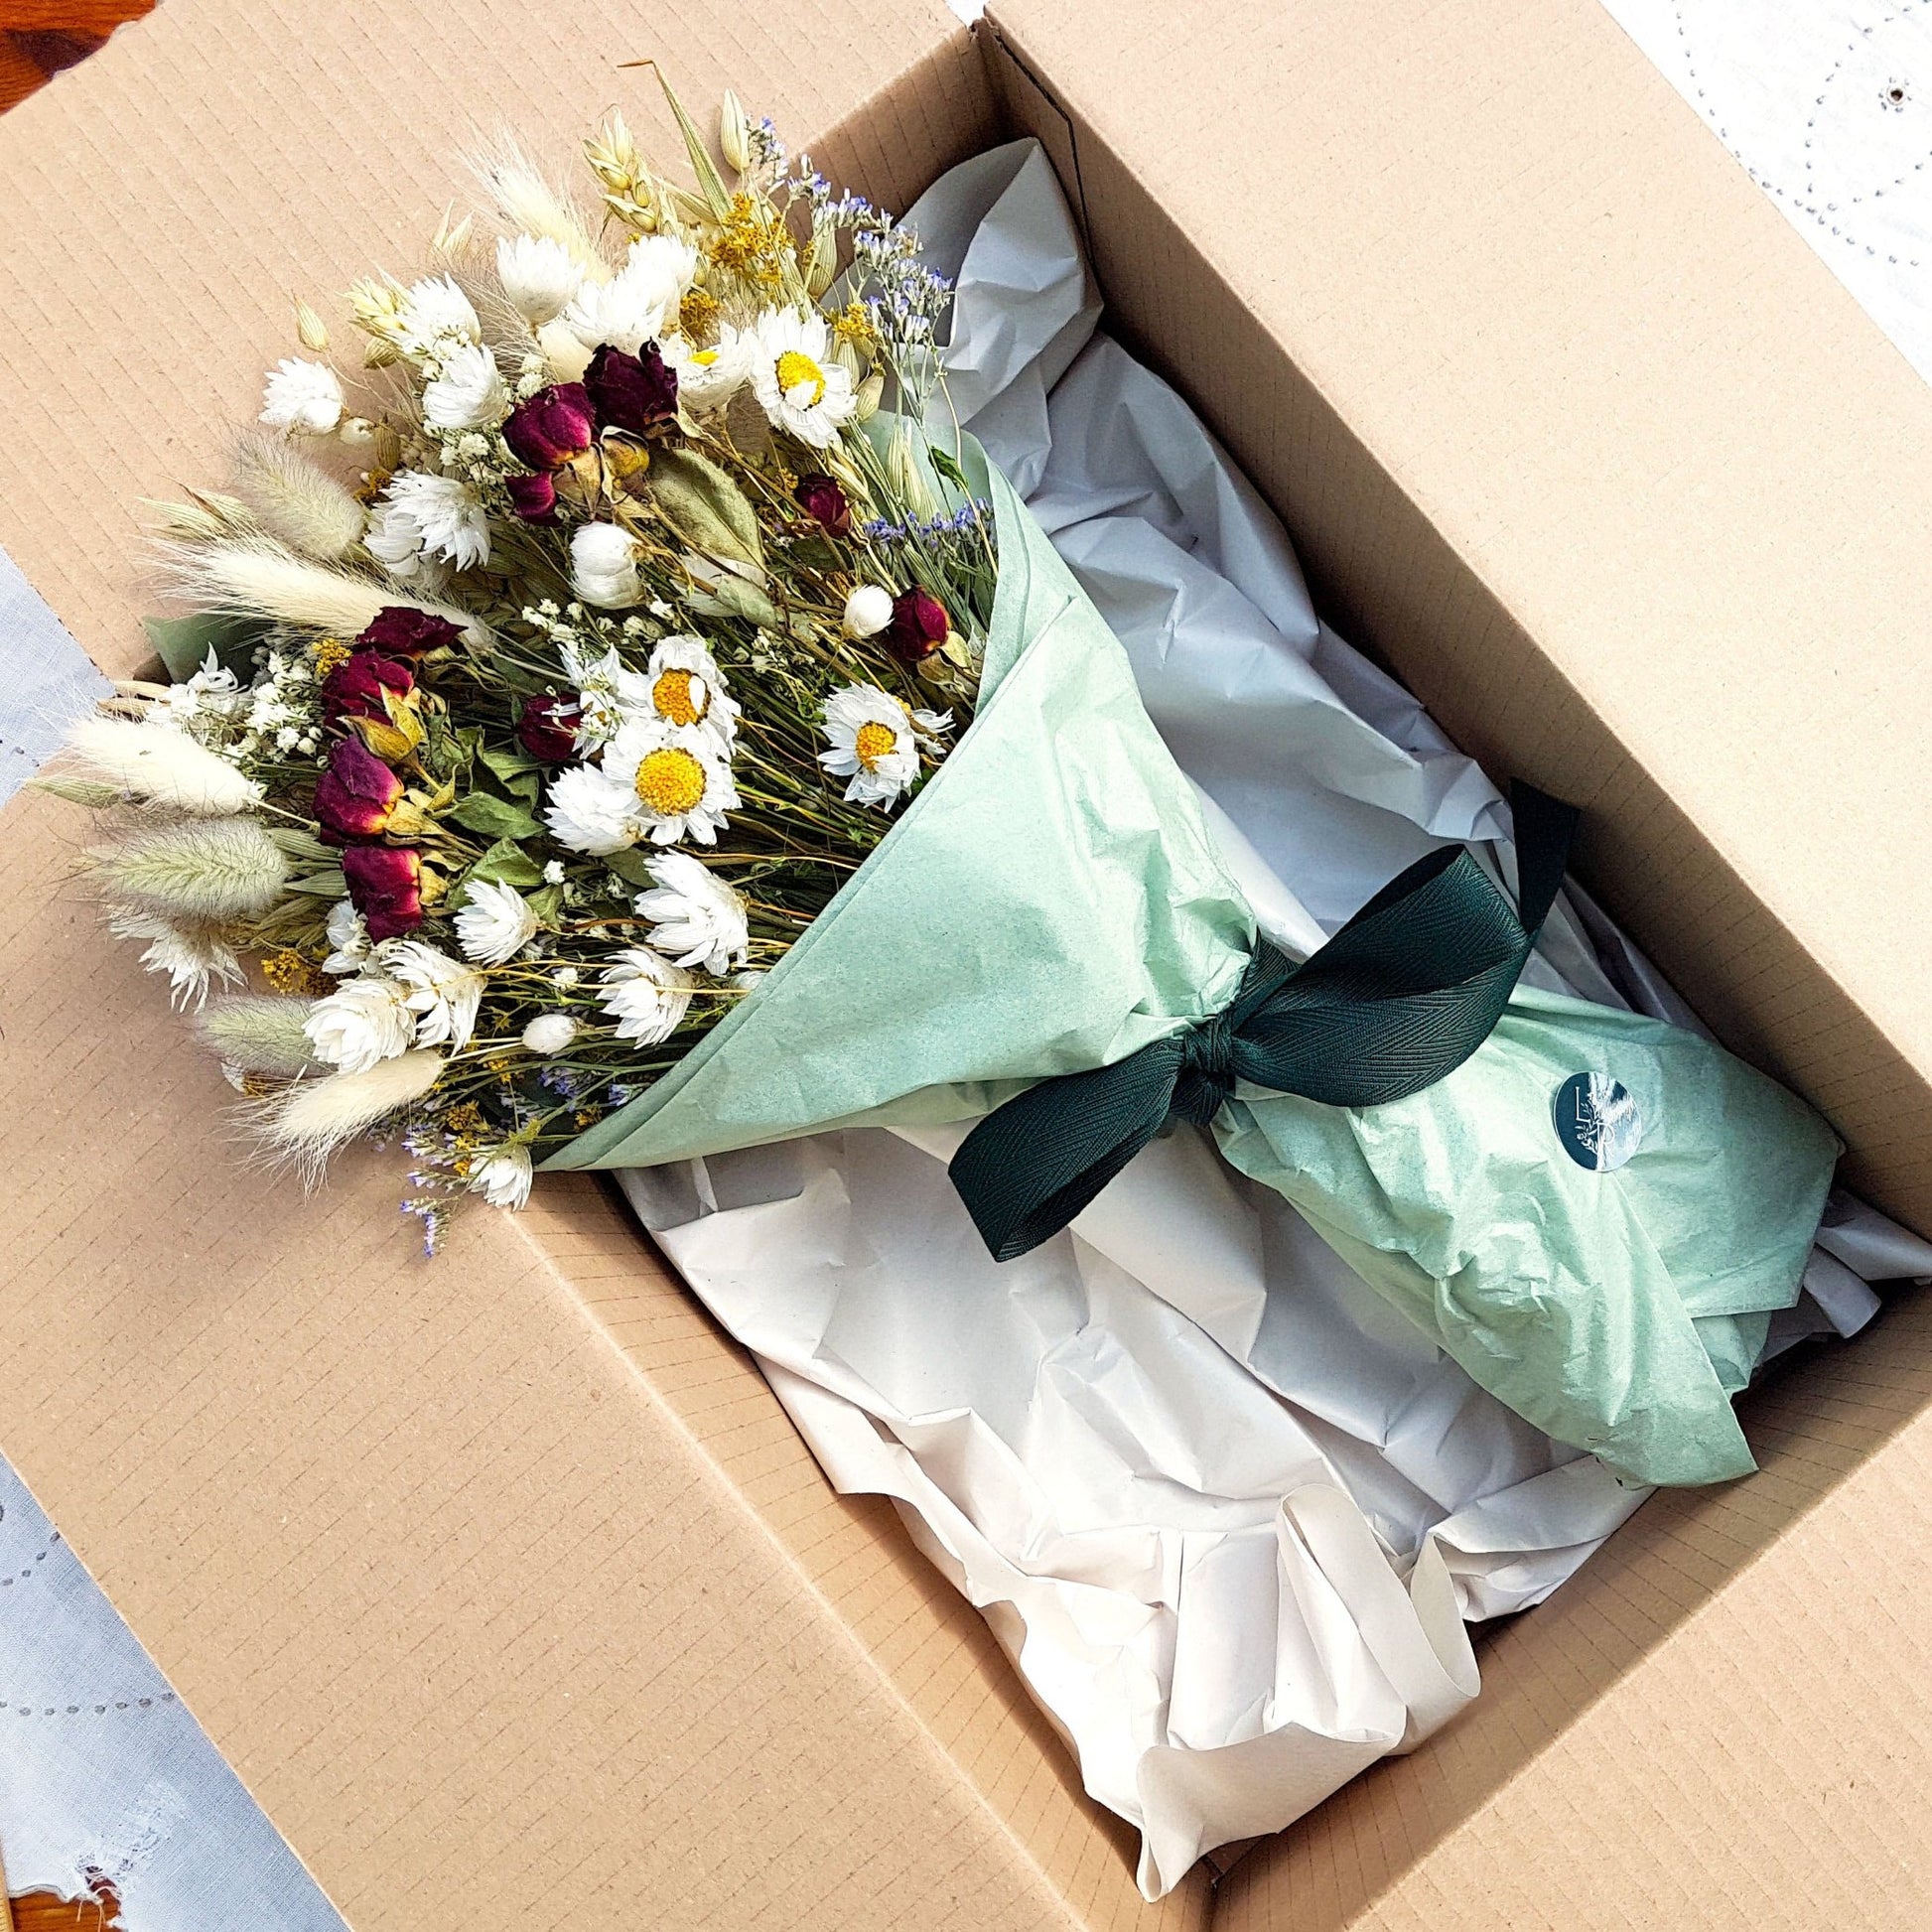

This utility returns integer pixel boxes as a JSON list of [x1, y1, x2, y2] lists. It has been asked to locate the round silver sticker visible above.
[[1553, 1072, 1643, 1172]]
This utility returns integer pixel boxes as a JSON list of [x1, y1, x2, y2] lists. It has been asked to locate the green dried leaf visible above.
[[650, 446, 764, 573], [446, 791, 542, 841]]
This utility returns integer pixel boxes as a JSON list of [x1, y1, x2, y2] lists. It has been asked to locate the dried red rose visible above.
[[503, 382, 595, 472], [342, 843, 424, 940], [354, 608, 462, 658], [584, 342, 678, 437], [793, 473, 852, 537], [320, 650, 414, 723], [313, 734, 403, 844], [884, 586, 950, 664], [516, 693, 582, 762], [504, 472, 559, 523]]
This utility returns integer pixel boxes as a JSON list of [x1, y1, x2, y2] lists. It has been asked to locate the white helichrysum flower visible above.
[[661, 324, 754, 412], [366, 471, 490, 578], [229, 430, 366, 560], [842, 584, 894, 638], [633, 850, 749, 975], [818, 684, 952, 809], [194, 996, 318, 1076], [93, 815, 289, 920], [496, 233, 585, 325], [470, 1144, 534, 1210], [599, 946, 695, 1045], [106, 909, 242, 1009], [59, 716, 261, 815], [640, 634, 738, 748], [454, 877, 538, 966], [323, 899, 370, 975], [260, 356, 345, 434], [258, 1048, 445, 1185], [521, 1013, 578, 1054], [421, 342, 509, 430], [378, 939, 484, 1050], [748, 309, 857, 450], [396, 274, 482, 358], [304, 974, 417, 1072], [563, 234, 698, 353], [570, 522, 643, 609], [546, 717, 738, 854]]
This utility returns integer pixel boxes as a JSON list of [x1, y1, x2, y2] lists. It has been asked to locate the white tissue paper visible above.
[[618, 142, 1932, 1896]]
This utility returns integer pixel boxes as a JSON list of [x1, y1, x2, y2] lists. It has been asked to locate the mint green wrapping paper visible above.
[[550, 464, 1843, 1489]]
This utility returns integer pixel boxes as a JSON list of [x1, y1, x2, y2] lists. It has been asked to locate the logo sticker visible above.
[[1553, 1072, 1643, 1172]]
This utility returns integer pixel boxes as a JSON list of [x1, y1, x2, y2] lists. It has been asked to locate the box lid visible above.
[[983, 0, 1932, 1239], [0, 3, 1205, 1927]]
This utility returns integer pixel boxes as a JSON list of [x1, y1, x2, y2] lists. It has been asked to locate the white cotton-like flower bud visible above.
[[60, 715, 261, 815], [338, 416, 378, 447], [843, 584, 895, 638], [260, 356, 345, 435], [496, 233, 584, 325], [93, 815, 290, 921], [521, 1013, 578, 1054], [571, 522, 643, 609]]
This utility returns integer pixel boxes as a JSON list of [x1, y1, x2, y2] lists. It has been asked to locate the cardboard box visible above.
[[0, 0, 1928, 1924]]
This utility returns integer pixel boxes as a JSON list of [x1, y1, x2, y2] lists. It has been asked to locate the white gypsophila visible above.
[[818, 683, 952, 809], [599, 946, 695, 1045], [260, 356, 345, 435], [156, 647, 248, 743], [842, 584, 894, 638], [521, 1013, 577, 1054], [378, 939, 484, 1050], [107, 910, 242, 1010], [639, 634, 739, 750], [421, 342, 509, 431], [305, 974, 417, 1073], [570, 522, 642, 609], [396, 274, 482, 358], [633, 850, 749, 975], [496, 233, 584, 325], [562, 234, 698, 353], [323, 899, 371, 976], [470, 1145, 534, 1210], [748, 308, 857, 450], [661, 324, 754, 412], [454, 878, 538, 966], [366, 471, 490, 578], [545, 717, 738, 854]]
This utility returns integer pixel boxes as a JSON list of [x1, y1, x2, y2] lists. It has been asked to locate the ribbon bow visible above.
[[949, 783, 1579, 1262]]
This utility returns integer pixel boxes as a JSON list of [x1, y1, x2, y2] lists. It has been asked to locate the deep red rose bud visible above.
[[321, 649, 414, 723], [793, 473, 851, 537], [355, 607, 463, 658], [342, 843, 424, 941], [884, 586, 950, 664], [503, 382, 595, 472], [516, 693, 582, 762], [585, 342, 678, 437], [313, 734, 403, 845], [505, 471, 559, 523]]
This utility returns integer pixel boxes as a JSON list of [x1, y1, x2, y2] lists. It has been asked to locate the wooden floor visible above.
[[10, 1888, 123, 1930], [0, 0, 153, 112]]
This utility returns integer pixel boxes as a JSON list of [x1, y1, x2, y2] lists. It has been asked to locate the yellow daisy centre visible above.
[[692, 348, 720, 368], [854, 720, 899, 770], [651, 667, 707, 727], [634, 746, 708, 817], [774, 348, 826, 407]]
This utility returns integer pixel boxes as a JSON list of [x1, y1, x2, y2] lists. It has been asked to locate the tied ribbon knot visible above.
[[950, 783, 1579, 1262]]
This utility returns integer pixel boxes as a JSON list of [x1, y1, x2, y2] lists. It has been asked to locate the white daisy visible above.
[[634, 851, 750, 975], [749, 309, 857, 449], [570, 522, 642, 609], [421, 342, 508, 431], [599, 946, 695, 1045], [544, 719, 738, 854], [396, 274, 482, 358], [662, 324, 754, 413], [563, 234, 697, 353], [454, 878, 538, 966], [639, 634, 739, 749], [818, 684, 952, 809], [260, 357, 345, 435], [322, 899, 371, 976], [366, 471, 490, 578], [378, 939, 484, 1050], [470, 1144, 534, 1210], [496, 233, 584, 325], [305, 974, 417, 1072]]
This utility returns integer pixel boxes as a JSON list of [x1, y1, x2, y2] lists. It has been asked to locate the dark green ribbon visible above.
[[950, 782, 1579, 1262]]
